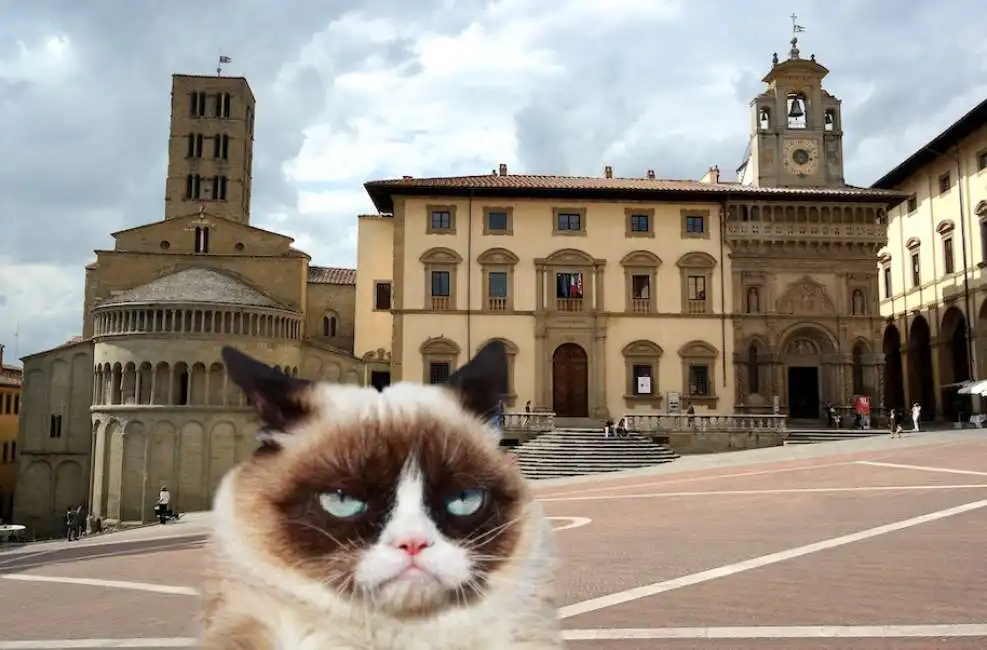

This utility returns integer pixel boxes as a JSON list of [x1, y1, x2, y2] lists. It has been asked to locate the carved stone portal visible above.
[[776, 276, 836, 316]]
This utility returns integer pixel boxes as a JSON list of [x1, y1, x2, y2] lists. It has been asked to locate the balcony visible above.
[[487, 296, 508, 312], [430, 296, 451, 311], [686, 299, 707, 314], [556, 298, 584, 312], [630, 298, 651, 313], [725, 221, 887, 244]]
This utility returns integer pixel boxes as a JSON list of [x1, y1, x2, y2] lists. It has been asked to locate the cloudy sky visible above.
[[1, 0, 985, 364]]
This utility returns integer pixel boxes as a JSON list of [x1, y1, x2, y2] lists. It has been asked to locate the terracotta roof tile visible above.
[[364, 173, 909, 213], [308, 266, 356, 285]]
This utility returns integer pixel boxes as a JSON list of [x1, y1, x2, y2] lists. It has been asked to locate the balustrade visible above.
[[622, 412, 787, 433], [93, 305, 302, 341], [503, 411, 555, 433]]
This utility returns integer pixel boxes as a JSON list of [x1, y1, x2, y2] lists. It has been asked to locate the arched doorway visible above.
[[782, 326, 835, 420], [851, 342, 866, 395], [939, 307, 971, 421], [907, 315, 935, 417], [882, 325, 905, 411], [940, 307, 971, 383], [552, 343, 588, 417]]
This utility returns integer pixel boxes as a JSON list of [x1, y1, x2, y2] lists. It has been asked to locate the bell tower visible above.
[[163, 73, 256, 223], [737, 24, 845, 188]]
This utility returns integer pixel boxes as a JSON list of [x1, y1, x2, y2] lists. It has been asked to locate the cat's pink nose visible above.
[[395, 537, 430, 556]]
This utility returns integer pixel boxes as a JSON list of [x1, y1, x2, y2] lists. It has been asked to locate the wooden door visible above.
[[552, 343, 589, 417]]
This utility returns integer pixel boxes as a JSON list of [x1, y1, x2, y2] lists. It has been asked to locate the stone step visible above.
[[512, 429, 679, 480]]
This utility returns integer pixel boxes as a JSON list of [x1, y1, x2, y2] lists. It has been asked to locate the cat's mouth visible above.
[[386, 563, 437, 585]]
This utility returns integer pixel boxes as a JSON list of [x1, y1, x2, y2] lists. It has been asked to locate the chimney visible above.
[[646, 169, 656, 180], [603, 165, 613, 179], [402, 175, 412, 180], [699, 165, 721, 185], [498, 163, 508, 177]]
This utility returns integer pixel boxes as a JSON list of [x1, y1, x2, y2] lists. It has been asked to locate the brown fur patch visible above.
[[232, 408, 529, 610]]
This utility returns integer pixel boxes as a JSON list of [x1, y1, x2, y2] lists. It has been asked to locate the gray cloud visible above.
[[1, 0, 984, 362]]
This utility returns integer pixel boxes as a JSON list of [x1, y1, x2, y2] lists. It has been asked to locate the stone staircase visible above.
[[510, 428, 680, 480], [784, 428, 888, 445]]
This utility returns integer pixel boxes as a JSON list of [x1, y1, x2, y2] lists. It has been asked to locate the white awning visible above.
[[958, 380, 987, 395]]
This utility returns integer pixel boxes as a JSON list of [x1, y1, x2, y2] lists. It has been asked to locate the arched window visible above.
[[322, 314, 337, 337]]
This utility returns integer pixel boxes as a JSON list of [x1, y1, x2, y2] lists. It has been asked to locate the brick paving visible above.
[[1, 431, 985, 649]]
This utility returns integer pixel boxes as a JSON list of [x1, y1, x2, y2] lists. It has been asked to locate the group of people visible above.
[[64, 504, 102, 541], [888, 402, 923, 439]]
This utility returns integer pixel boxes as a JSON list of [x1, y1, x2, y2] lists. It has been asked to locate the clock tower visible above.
[[737, 36, 846, 188]]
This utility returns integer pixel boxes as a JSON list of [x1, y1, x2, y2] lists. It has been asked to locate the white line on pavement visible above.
[[547, 516, 592, 531], [562, 624, 987, 640], [856, 460, 987, 477], [539, 461, 852, 497], [1, 573, 198, 596], [558, 497, 987, 619], [540, 483, 987, 503]]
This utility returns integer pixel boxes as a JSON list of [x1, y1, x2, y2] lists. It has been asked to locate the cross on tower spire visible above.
[[789, 13, 806, 59]]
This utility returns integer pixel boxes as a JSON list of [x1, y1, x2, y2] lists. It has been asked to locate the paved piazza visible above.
[[3, 430, 987, 649]]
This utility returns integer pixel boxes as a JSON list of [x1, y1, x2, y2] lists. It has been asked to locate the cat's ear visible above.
[[221, 346, 313, 433], [447, 340, 507, 420]]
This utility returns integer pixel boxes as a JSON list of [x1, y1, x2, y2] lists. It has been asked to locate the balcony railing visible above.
[[622, 413, 787, 433], [430, 296, 451, 311], [487, 296, 508, 311], [556, 297, 584, 312], [686, 299, 708, 314], [630, 298, 651, 313], [503, 411, 555, 433]]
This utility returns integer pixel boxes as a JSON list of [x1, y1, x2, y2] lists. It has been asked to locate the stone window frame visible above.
[[552, 207, 587, 237], [420, 247, 462, 311], [321, 310, 339, 337], [476, 338, 519, 406], [680, 208, 712, 240], [624, 207, 655, 238], [937, 219, 956, 276], [678, 339, 719, 408], [978, 201, 987, 266], [622, 340, 664, 408], [676, 251, 717, 315], [482, 206, 514, 236], [536, 248, 601, 313], [373, 280, 392, 311], [477, 247, 519, 313], [938, 172, 952, 195], [620, 250, 662, 314], [425, 204, 457, 235], [420, 336, 460, 384], [906, 195, 918, 213], [905, 237, 921, 288], [878, 252, 893, 299]]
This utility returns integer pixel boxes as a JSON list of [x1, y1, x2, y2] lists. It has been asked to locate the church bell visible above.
[[787, 97, 805, 119]]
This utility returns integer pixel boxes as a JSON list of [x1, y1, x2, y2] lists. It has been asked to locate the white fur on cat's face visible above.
[[354, 461, 474, 603]]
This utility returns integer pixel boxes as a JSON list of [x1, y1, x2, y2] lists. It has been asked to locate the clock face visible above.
[[783, 139, 820, 176]]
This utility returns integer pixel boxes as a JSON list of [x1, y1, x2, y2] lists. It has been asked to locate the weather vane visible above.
[[790, 13, 805, 39]]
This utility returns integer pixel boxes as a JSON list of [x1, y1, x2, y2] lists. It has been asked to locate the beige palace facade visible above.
[[354, 36, 907, 423], [874, 98, 987, 420]]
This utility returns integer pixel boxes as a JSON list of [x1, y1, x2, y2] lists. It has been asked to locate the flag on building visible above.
[[219, 55, 232, 64]]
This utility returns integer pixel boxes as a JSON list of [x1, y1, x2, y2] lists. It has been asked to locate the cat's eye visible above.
[[446, 488, 486, 517], [318, 490, 367, 519]]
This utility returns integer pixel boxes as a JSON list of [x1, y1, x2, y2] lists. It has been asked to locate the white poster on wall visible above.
[[637, 376, 652, 394], [667, 391, 682, 413]]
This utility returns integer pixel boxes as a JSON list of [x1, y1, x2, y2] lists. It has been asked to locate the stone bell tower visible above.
[[737, 32, 846, 188]]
